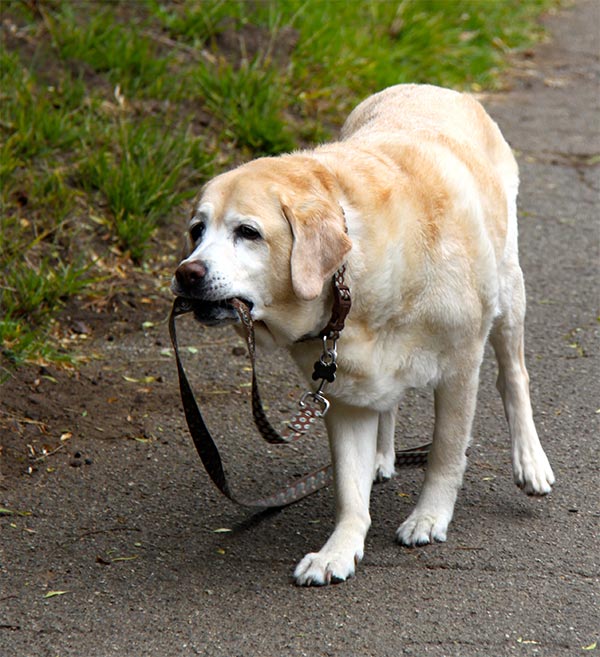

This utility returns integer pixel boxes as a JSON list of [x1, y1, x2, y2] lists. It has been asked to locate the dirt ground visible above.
[[1, 2, 598, 656]]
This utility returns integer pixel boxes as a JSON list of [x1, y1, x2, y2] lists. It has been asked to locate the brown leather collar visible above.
[[295, 266, 352, 344], [319, 266, 352, 340]]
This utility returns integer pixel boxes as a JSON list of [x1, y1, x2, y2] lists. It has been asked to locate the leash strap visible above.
[[169, 299, 335, 508], [230, 298, 326, 444], [169, 294, 431, 510]]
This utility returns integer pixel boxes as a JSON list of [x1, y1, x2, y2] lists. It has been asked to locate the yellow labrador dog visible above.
[[172, 84, 554, 586]]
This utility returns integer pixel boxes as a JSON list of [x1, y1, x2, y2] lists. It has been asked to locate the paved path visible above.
[[1, 2, 598, 656]]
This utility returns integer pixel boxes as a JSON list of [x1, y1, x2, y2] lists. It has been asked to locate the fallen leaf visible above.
[[213, 528, 232, 533], [0, 508, 31, 517], [583, 642, 597, 651], [71, 320, 92, 335], [44, 591, 69, 599], [544, 76, 567, 88]]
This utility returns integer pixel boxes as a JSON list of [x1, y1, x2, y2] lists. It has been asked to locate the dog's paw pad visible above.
[[293, 550, 362, 586], [396, 513, 448, 547]]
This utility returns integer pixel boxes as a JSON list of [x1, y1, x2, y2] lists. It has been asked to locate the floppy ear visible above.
[[282, 198, 352, 301]]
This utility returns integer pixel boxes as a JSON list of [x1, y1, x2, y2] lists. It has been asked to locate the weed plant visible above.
[[1, 0, 555, 368]]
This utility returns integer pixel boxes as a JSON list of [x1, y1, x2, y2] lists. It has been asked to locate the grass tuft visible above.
[[77, 117, 208, 262], [194, 57, 295, 156], [45, 5, 170, 97]]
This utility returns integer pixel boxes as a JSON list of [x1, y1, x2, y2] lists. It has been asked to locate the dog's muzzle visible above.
[[172, 259, 253, 325]]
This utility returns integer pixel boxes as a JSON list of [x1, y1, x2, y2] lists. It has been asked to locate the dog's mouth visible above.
[[176, 296, 253, 326]]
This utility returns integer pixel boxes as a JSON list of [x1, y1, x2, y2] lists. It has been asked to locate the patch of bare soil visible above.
[[0, 291, 174, 482]]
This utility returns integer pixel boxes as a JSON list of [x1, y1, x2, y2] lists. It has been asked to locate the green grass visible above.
[[45, 5, 172, 97], [1, 0, 556, 369], [77, 117, 209, 262], [193, 57, 295, 156]]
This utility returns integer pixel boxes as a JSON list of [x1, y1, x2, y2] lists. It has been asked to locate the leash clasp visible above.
[[298, 335, 339, 418], [299, 389, 330, 418]]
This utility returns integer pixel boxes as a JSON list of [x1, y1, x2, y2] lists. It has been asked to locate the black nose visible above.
[[175, 260, 207, 290]]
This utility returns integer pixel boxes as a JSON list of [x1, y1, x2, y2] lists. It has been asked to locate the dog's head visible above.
[[171, 156, 352, 342]]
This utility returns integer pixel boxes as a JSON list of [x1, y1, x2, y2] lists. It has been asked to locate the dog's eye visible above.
[[189, 222, 205, 243], [236, 225, 262, 241]]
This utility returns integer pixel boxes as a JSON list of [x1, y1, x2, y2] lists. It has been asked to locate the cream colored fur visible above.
[[172, 84, 554, 586]]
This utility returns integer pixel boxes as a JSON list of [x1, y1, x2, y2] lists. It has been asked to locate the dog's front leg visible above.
[[294, 400, 378, 586]]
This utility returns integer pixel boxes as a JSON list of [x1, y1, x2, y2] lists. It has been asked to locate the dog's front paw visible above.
[[513, 445, 555, 496], [396, 511, 449, 547], [293, 547, 363, 586]]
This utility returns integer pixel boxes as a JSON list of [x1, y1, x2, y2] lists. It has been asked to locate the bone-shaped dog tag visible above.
[[312, 360, 337, 382]]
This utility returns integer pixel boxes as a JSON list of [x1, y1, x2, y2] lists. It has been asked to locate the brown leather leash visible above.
[[169, 272, 430, 510]]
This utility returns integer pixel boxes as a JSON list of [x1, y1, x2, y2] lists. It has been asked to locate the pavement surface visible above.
[[1, 2, 599, 656]]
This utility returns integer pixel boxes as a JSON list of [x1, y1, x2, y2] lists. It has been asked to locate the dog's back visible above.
[[341, 84, 517, 185], [341, 84, 519, 267]]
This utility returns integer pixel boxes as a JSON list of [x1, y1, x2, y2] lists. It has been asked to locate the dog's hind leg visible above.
[[490, 267, 554, 495], [396, 350, 482, 547], [374, 409, 396, 482], [294, 401, 378, 586]]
